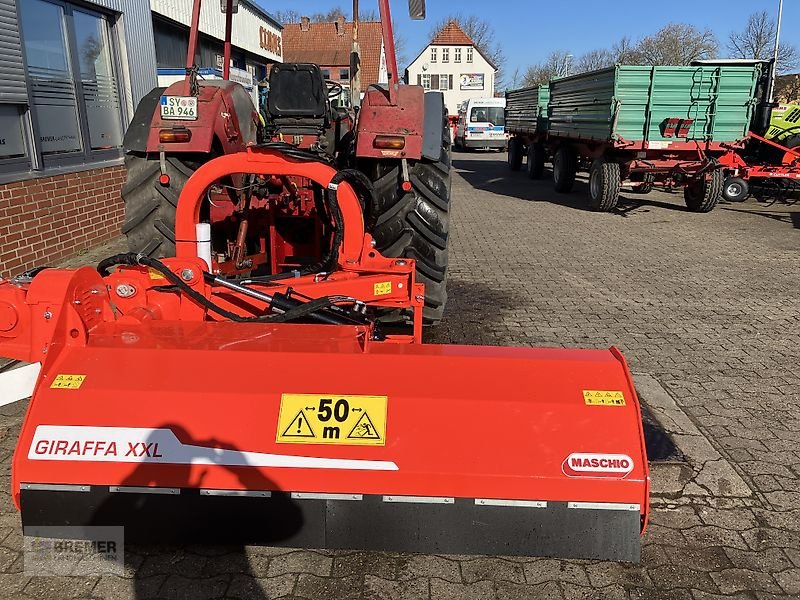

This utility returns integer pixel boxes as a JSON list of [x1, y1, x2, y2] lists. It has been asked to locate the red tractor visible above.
[[121, 0, 450, 323]]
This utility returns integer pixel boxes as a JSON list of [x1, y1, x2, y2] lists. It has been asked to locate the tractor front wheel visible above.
[[121, 153, 198, 257], [684, 169, 723, 213]]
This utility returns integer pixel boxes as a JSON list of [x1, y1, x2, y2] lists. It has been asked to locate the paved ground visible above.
[[1, 152, 799, 599]]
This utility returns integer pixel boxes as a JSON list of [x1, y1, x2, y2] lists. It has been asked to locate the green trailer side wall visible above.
[[505, 84, 551, 134], [547, 64, 760, 144], [537, 84, 550, 132]]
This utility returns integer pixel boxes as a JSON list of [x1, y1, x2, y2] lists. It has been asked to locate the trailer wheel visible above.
[[121, 153, 197, 257], [527, 143, 546, 179], [684, 169, 723, 213], [723, 176, 749, 202], [631, 173, 655, 194], [508, 138, 523, 171], [553, 146, 577, 193], [371, 121, 451, 325], [588, 158, 621, 211]]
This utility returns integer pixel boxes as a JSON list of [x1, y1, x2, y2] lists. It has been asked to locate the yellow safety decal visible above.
[[276, 394, 387, 446], [373, 282, 392, 296], [583, 390, 626, 406], [148, 268, 166, 280], [51, 375, 87, 390]]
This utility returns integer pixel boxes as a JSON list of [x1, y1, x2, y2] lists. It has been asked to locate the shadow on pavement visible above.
[[718, 205, 800, 229], [425, 278, 525, 346], [453, 156, 691, 216], [87, 424, 305, 599]]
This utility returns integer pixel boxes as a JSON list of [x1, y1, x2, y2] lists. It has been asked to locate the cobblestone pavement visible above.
[[1, 152, 799, 598]]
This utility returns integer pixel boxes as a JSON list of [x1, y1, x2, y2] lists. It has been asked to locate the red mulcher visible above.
[[1, 145, 649, 561]]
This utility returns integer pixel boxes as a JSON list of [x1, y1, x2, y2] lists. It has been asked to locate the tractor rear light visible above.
[[373, 135, 405, 150], [159, 127, 192, 143], [401, 181, 413, 192], [159, 174, 171, 186]]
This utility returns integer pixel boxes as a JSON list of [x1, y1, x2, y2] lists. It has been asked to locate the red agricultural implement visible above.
[[0, 145, 650, 561], [717, 131, 800, 202], [122, 0, 450, 323]]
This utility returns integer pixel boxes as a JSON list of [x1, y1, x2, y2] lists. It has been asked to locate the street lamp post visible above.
[[769, 0, 785, 104]]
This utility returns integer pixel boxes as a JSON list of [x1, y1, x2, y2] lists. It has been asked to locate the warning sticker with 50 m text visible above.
[[276, 394, 387, 446]]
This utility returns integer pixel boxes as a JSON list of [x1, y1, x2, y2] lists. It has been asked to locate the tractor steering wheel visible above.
[[326, 80, 344, 99]]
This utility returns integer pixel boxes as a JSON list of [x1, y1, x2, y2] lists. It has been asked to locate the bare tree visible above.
[[272, 9, 302, 24], [522, 50, 573, 86], [729, 10, 798, 73], [611, 36, 643, 65], [430, 15, 507, 88], [775, 74, 800, 102], [577, 49, 614, 73], [636, 23, 718, 65]]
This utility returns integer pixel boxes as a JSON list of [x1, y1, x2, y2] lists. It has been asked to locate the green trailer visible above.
[[506, 64, 762, 212], [506, 85, 550, 177]]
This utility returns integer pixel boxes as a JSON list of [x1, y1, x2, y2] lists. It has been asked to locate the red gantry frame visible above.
[[0, 148, 650, 561]]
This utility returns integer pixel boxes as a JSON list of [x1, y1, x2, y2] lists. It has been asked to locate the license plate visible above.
[[160, 96, 198, 120]]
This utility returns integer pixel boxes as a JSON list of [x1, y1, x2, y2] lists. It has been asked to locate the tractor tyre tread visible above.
[[121, 153, 194, 258], [371, 123, 451, 325]]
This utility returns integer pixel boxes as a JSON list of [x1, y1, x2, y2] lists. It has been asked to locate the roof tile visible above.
[[282, 21, 384, 87], [430, 21, 474, 46]]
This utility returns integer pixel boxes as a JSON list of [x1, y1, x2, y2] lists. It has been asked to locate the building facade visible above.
[[282, 16, 388, 103], [405, 21, 497, 116], [151, 0, 283, 103], [0, 0, 158, 276]]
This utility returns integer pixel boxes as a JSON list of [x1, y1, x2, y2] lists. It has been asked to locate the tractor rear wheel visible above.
[[121, 153, 197, 257], [684, 169, 723, 213], [371, 143, 451, 325]]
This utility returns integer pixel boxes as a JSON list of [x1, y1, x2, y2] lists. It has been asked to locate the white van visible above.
[[455, 97, 508, 150]]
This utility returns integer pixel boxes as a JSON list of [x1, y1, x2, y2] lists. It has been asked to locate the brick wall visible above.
[[0, 166, 126, 278]]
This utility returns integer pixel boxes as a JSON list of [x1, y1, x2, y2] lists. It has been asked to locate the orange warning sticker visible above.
[[583, 390, 626, 406], [148, 268, 166, 280], [50, 374, 87, 390], [276, 394, 387, 446]]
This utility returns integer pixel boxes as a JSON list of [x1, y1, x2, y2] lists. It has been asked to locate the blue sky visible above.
[[259, 0, 799, 82]]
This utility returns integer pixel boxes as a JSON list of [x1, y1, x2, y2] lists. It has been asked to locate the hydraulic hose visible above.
[[97, 253, 366, 326]]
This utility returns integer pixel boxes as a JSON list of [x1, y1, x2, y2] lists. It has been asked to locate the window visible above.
[[454, 48, 461, 63], [340, 68, 350, 80], [442, 48, 449, 63], [321, 68, 331, 79], [470, 106, 505, 125], [10, 0, 125, 172], [421, 73, 431, 90], [0, 106, 27, 159], [439, 76, 449, 91], [467, 47, 473, 63], [430, 48, 437, 63]]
